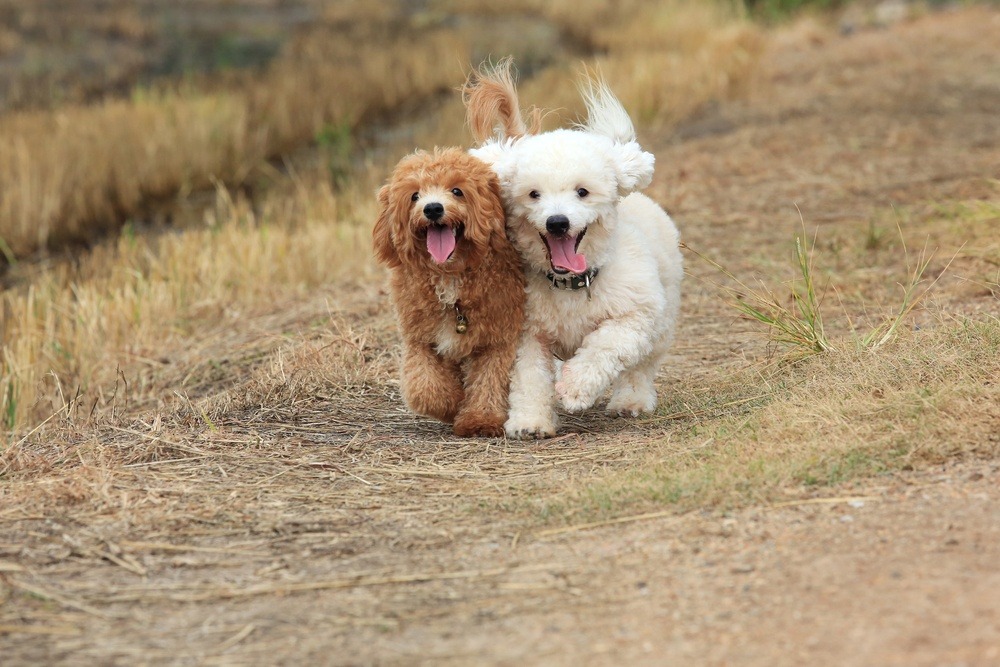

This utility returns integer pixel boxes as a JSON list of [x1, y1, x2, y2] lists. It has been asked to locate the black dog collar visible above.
[[545, 267, 600, 297]]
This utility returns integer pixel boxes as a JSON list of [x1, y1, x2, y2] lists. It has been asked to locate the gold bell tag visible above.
[[454, 304, 468, 334]]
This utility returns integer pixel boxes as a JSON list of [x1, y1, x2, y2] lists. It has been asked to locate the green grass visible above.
[[743, 0, 845, 20], [690, 219, 957, 357], [316, 122, 355, 187], [931, 199, 1000, 229], [548, 316, 1000, 522], [0, 235, 15, 265], [860, 237, 942, 350], [3, 381, 16, 435], [686, 234, 834, 357]]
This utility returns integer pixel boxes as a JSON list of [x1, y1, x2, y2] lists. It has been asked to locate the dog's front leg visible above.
[[556, 313, 656, 413], [453, 342, 517, 438], [504, 331, 557, 439], [401, 340, 464, 423]]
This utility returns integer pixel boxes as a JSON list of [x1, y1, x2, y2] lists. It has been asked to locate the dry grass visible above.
[[1, 6, 999, 659], [0, 25, 463, 259], [1, 171, 380, 430], [0, 0, 763, 261], [549, 315, 1000, 521], [1, 0, 763, 433], [579, 1, 764, 126], [686, 234, 835, 355], [441, 0, 765, 127]]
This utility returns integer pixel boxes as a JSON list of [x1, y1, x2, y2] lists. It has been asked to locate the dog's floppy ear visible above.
[[462, 168, 505, 251], [609, 141, 655, 196], [373, 185, 402, 268]]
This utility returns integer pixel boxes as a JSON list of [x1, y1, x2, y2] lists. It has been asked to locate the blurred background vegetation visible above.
[[0, 0, 844, 113], [0, 0, 944, 264], [0, 0, 778, 264], [0, 0, 978, 430]]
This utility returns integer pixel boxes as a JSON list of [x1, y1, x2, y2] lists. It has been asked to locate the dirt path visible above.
[[2, 7, 999, 665]]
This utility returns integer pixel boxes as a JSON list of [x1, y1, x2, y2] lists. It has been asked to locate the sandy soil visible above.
[[2, 6, 999, 665]]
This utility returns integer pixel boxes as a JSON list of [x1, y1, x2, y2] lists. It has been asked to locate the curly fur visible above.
[[465, 61, 683, 439], [373, 148, 525, 437]]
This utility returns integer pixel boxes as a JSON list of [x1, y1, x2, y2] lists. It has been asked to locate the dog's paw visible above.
[[606, 387, 657, 418], [505, 426, 556, 440], [606, 404, 648, 418], [504, 413, 556, 440], [454, 422, 505, 438], [555, 361, 605, 413], [453, 412, 505, 438]]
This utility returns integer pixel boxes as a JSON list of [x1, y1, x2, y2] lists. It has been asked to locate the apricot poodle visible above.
[[373, 148, 525, 437]]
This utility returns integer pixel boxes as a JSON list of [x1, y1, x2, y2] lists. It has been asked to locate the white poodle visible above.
[[465, 63, 683, 439]]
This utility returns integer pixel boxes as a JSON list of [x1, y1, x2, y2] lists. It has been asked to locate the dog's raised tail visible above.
[[579, 72, 637, 145], [463, 57, 541, 143]]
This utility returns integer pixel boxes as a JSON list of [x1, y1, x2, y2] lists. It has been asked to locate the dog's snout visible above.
[[545, 215, 570, 236], [423, 202, 445, 221]]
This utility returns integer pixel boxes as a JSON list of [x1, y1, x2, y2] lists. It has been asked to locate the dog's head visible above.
[[373, 148, 505, 270], [472, 130, 653, 276], [467, 65, 654, 276]]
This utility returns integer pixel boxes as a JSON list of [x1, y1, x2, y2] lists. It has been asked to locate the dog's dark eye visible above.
[[529, 190, 540, 199], [451, 188, 463, 197], [577, 188, 589, 198], [411, 192, 419, 202]]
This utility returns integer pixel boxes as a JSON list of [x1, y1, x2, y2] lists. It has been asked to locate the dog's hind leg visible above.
[[504, 331, 558, 439], [401, 341, 464, 424], [453, 343, 517, 438]]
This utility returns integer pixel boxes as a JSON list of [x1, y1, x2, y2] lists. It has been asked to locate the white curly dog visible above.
[[465, 63, 683, 439]]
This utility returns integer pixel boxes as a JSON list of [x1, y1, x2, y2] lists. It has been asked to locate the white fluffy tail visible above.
[[579, 73, 637, 144]]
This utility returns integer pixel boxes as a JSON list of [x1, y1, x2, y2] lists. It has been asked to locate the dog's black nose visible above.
[[546, 214, 570, 236], [423, 202, 444, 221]]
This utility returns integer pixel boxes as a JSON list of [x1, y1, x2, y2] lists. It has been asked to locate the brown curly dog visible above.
[[373, 148, 525, 437]]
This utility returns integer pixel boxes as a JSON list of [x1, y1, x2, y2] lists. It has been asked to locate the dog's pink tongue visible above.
[[546, 234, 588, 274], [426, 225, 457, 264]]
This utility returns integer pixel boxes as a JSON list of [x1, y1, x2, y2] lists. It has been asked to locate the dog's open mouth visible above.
[[542, 228, 587, 274], [426, 223, 462, 264]]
